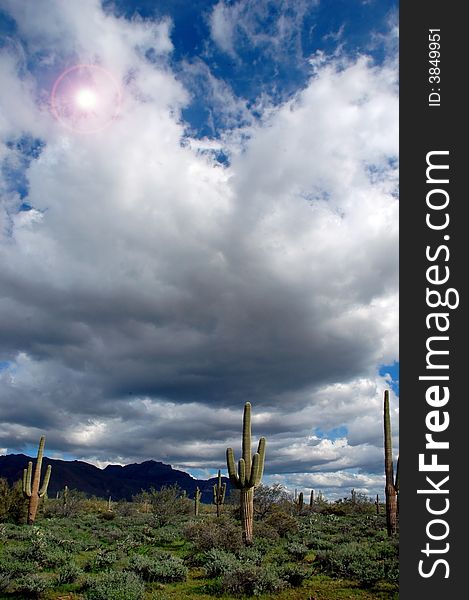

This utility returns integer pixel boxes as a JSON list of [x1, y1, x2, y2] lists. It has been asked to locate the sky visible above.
[[0, 0, 398, 501]]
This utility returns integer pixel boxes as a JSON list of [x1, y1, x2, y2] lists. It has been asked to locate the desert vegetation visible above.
[[0, 481, 398, 599], [0, 398, 398, 598]]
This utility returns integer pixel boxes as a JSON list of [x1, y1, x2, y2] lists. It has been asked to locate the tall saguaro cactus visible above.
[[309, 489, 314, 509], [384, 390, 399, 536], [226, 402, 266, 545], [194, 487, 202, 516], [22, 436, 52, 525], [213, 470, 226, 517]]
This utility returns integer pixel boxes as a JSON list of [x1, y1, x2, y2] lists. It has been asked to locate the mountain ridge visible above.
[[0, 453, 230, 503]]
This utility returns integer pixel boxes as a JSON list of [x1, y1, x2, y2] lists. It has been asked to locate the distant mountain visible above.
[[0, 454, 230, 503]]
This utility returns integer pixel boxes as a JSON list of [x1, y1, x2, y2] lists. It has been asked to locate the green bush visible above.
[[83, 571, 145, 600], [264, 510, 299, 537], [236, 546, 263, 566], [316, 539, 398, 586], [220, 563, 286, 596], [201, 548, 239, 577], [0, 573, 10, 593], [87, 548, 120, 571], [15, 573, 52, 597], [43, 547, 71, 568], [56, 561, 83, 584], [252, 520, 280, 542], [184, 515, 243, 552], [277, 563, 310, 587], [127, 553, 188, 583], [0, 478, 25, 523], [285, 541, 309, 560], [0, 557, 36, 578]]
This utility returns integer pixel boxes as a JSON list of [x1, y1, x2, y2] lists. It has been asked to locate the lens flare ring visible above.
[[51, 64, 122, 134]]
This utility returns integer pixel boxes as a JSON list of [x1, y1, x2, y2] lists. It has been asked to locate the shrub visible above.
[[99, 511, 116, 521], [184, 515, 243, 552], [127, 553, 188, 583], [15, 573, 52, 597], [83, 571, 145, 600], [252, 520, 280, 542], [134, 485, 189, 525], [220, 564, 286, 596], [201, 548, 239, 578], [236, 546, 263, 566], [0, 573, 10, 593], [154, 525, 181, 544], [0, 557, 36, 578], [285, 541, 309, 560], [0, 478, 25, 523], [43, 547, 71, 568], [277, 563, 310, 587], [315, 540, 398, 586], [56, 561, 83, 584], [265, 509, 299, 537], [87, 549, 120, 571]]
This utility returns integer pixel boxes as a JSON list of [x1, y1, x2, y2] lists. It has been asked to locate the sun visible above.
[[75, 88, 98, 110], [51, 64, 122, 133]]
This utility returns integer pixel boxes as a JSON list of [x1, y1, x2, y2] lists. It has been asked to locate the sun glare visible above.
[[76, 88, 97, 110]]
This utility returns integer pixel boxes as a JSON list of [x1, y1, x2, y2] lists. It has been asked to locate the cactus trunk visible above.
[[194, 487, 202, 516], [296, 491, 304, 514], [384, 390, 398, 536], [240, 489, 254, 545]]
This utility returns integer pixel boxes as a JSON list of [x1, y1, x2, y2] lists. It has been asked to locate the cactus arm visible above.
[[250, 438, 266, 486], [249, 452, 260, 487], [23, 462, 32, 497], [39, 464, 52, 497], [226, 448, 240, 487], [238, 458, 246, 487], [221, 482, 226, 503], [242, 402, 252, 478]]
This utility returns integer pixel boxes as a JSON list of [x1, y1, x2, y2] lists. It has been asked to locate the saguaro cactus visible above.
[[194, 487, 202, 516], [375, 493, 380, 515], [22, 436, 52, 525], [295, 491, 304, 514], [309, 489, 314, 509], [226, 402, 266, 545], [213, 470, 226, 517], [384, 390, 399, 536]]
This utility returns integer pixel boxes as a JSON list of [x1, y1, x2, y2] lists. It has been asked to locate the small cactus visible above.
[[22, 436, 52, 525], [351, 489, 356, 504], [226, 402, 266, 545], [375, 493, 380, 515], [384, 390, 399, 536], [63, 485, 69, 508], [213, 470, 226, 517], [194, 487, 202, 516]]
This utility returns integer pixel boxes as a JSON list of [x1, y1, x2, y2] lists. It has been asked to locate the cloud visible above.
[[0, 0, 398, 498], [209, 0, 315, 61]]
